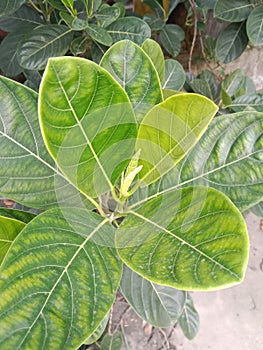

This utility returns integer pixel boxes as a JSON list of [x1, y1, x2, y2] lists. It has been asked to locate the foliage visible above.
[[0, 37, 259, 349]]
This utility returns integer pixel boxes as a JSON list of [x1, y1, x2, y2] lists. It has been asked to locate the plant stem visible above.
[[188, 0, 198, 73], [29, 0, 42, 13]]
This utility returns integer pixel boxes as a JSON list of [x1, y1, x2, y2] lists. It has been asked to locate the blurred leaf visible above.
[[221, 69, 245, 98], [178, 293, 199, 339], [198, 70, 220, 102], [47, 0, 67, 10], [0, 208, 36, 223], [96, 5, 120, 27], [84, 312, 109, 345], [249, 201, 263, 217], [143, 14, 165, 31], [91, 41, 108, 63], [0, 0, 26, 17], [100, 331, 123, 350], [195, 0, 216, 9], [70, 36, 87, 55], [215, 22, 248, 63], [246, 6, 263, 46], [214, 0, 252, 22], [23, 69, 42, 91], [142, 38, 165, 82], [162, 88, 178, 99], [107, 17, 151, 45], [231, 94, 263, 112], [162, 59, 185, 91], [87, 24, 113, 46], [142, 0, 165, 18], [113, 2, 125, 17], [191, 79, 214, 100], [160, 24, 184, 56]]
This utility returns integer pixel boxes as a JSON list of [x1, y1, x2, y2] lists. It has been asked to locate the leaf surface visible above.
[[0, 208, 122, 349], [86, 24, 113, 46], [178, 293, 199, 339], [0, 0, 26, 17], [162, 59, 185, 91], [159, 24, 184, 56], [142, 38, 165, 82], [214, 0, 252, 21], [0, 208, 35, 223], [117, 186, 249, 290], [246, 6, 263, 46]]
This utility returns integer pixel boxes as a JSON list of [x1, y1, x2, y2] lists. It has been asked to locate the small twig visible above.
[[120, 320, 131, 350], [167, 322, 177, 340], [113, 305, 131, 333], [188, 0, 198, 73], [157, 328, 170, 350]]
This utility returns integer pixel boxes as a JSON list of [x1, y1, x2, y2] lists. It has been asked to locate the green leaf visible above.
[[249, 201, 263, 217], [215, 22, 248, 63], [120, 265, 186, 327], [0, 0, 26, 17], [101, 40, 163, 121], [0, 207, 122, 349], [136, 93, 218, 185], [198, 70, 220, 102], [231, 94, 263, 112], [100, 331, 123, 350], [112, 2, 125, 18], [190, 79, 214, 100], [0, 4, 44, 32], [117, 186, 249, 290], [142, 0, 165, 18], [0, 216, 25, 265], [195, 0, 216, 9], [70, 36, 87, 56], [214, 0, 252, 22], [178, 293, 199, 339], [39, 56, 137, 198], [0, 76, 88, 210], [84, 312, 109, 345], [246, 6, 263, 46], [17, 24, 74, 70], [142, 38, 165, 82], [47, 0, 68, 11], [91, 41, 108, 63], [0, 208, 36, 223], [24, 69, 42, 92], [162, 89, 178, 99], [162, 59, 185, 91], [61, 0, 74, 11], [86, 24, 113, 46], [168, 111, 263, 211], [96, 5, 121, 27], [106, 17, 151, 45], [221, 69, 245, 98], [143, 14, 165, 31], [160, 24, 184, 57]]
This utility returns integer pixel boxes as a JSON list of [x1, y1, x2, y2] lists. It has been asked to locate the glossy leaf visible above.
[[136, 93, 218, 185], [106, 17, 151, 45], [0, 216, 25, 265], [101, 40, 163, 120], [17, 24, 74, 70], [100, 331, 123, 350], [178, 293, 199, 339], [169, 111, 263, 211], [120, 265, 186, 327], [84, 313, 109, 345], [117, 186, 249, 290], [0, 207, 122, 349], [246, 6, 263, 46], [0, 208, 36, 223], [0, 0, 26, 17], [86, 24, 113, 46], [0, 76, 87, 210], [215, 22, 248, 63], [0, 4, 44, 32], [160, 24, 184, 57], [142, 38, 165, 82], [162, 59, 185, 91], [39, 56, 137, 198], [214, 0, 252, 22]]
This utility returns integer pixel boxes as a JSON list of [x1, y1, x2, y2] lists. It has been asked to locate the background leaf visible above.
[[100, 331, 123, 350], [0, 208, 35, 223], [0, 208, 122, 349], [117, 186, 249, 290], [162, 59, 185, 91], [106, 17, 151, 45], [120, 265, 186, 327], [214, 0, 252, 22], [39, 56, 137, 198], [142, 38, 165, 82], [101, 40, 163, 121], [95, 5, 121, 27], [17, 24, 74, 70], [159, 24, 184, 57], [86, 24, 113, 46], [246, 6, 263, 46], [231, 94, 263, 112], [215, 22, 248, 63], [84, 312, 109, 345], [0, 0, 26, 17], [0, 76, 88, 210], [136, 93, 218, 185], [178, 293, 199, 339]]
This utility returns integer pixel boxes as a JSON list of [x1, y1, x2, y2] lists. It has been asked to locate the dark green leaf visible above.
[[112, 2, 125, 18], [195, 0, 216, 9], [0, 208, 122, 349], [221, 69, 245, 98], [121, 265, 186, 327], [198, 70, 220, 102], [86, 24, 113, 46], [160, 24, 184, 57], [17, 24, 74, 70], [143, 14, 165, 31], [91, 41, 108, 63], [47, 0, 68, 11], [142, 38, 165, 82], [0, 0, 26, 17], [106, 17, 151, 45], [214, 0, 252, 22], [84, 313, 109, 345], [0, 208, 36, 223], [117, 186, 249, 290], [190, 79, 214, 100], [178, 293, 199, 339], [246, 6, 263, 46], [249, 201, 263, 217], [231, 94, 263, 112], [24, 69, 42, 91], [100, 331, 123, 350], [96, 6, 121, 27], [71, 18, 89, 30], [162, 59, 185, 91], [142, 0, 165, 18], [215, 22, 248, 63]]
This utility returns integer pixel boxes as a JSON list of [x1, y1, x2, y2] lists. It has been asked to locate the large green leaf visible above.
[[0, 0, 26, 17], [0, 76, 88, 210], [159, 24, 184, 57], [106, 17, 151, 45], [0, 207, 122, 349], [39, 56, 137, 198], [0, 216, 25, 265], [246, 6, 263, 46], [116, 186, 249, 290], [0, 4, 44, 32], [178, 293, 199, 340], [120, 265, 186, 327], [136, 93, 218, 185], [17, 24, 74, 70], [215, 22, 248, 63], [162, 59, 185, 91], [0, 208, 36, 223], [214, 0, 252, 22], [161, 111, 263, 211], [95, 5, 121, 27], [142, 38, 165, 82], [100, 40, 163, 121]]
